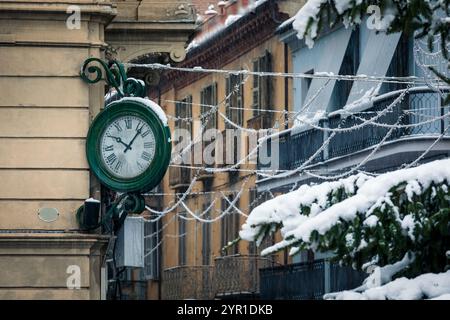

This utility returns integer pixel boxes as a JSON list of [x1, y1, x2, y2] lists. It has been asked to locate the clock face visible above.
[[100, 115, 156, 179], [86, 98, 171, 192]]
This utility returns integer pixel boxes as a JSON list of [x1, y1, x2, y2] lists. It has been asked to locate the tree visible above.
[[239, 159, 450, 299]]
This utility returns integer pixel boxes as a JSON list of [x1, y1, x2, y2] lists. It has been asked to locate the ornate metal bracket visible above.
[[77, 193, 146, 232], [80, 57, 146, 98]]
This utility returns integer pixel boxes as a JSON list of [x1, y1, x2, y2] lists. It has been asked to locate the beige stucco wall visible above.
[[0, 0, 115, 299]]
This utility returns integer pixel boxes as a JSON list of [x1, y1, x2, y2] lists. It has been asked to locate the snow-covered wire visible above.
[[125, 62, 439, 85]]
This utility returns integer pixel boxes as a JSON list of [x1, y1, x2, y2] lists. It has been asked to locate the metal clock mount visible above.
[[77, 58, 171, 231]]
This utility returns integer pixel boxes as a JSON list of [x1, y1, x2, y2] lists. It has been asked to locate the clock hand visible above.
[[107, 135, 131, 150], [124, 123, 144, 153]]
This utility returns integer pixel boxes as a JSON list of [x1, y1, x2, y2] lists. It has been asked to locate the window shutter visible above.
[[226, 77, 231, 128], [213, 82, 218, 128], [237, 74, 244, 126], [261, 50, 273, 111], [187, 95, 192, 136], [252, 60, 260, 116]]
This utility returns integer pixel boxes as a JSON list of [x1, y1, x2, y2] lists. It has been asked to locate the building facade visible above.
[[144, 0, 303, 300], [0, 0, 195, 299], [254, 15, 450, 299]]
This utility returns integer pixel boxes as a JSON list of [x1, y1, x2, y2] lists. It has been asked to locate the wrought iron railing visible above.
[[213, 254, 274, 297], [259, 259, 367, 300], [161, 255, 275, 299], [259, 88, 449, 171], [161, 265, 214, 300]]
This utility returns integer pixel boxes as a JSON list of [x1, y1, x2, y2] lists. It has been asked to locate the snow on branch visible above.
[[240, 158, 450, 297], [324, 269, 450, 300], [292, 0, 449, 50]]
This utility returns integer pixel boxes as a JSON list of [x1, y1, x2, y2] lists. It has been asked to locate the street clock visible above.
[[86, 97, 171, 193]]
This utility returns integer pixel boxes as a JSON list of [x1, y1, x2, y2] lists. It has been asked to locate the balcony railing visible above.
[[161, 255, 275, 299], [259, 259, 367, 300], [161, 265, 214, 300], [259, 88, 450, 171], [247, 112, 273, 130], [213, 254, 274, 298]]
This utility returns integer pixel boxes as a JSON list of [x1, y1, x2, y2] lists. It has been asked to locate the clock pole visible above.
[[79, 57, 172, 299]]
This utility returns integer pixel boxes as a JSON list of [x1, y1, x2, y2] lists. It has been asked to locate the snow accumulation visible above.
[[292, 0, 395, 48], [240, 158, 450, 255], [325, 270, 450, 300], [119, 97, 168, 127], [187, 0, 269, 52], [239, 173, 371, 244], [240, 158, 450, 299]]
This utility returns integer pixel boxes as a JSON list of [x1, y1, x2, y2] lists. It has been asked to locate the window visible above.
[[178, 210, 187, 266], [201, 201, 211, 265], [144, 219, 160, 279], [202, 182, 213, 265], [201, 83, 218, 130], [332, 29, 360, 110], [345, 30, 401, 105], [248, 188, 258, 255], [301, 69, 314, 107], [382, 33, 409, 93], [226, 74, 244, 127], [252, 51, 273, 116], [175, 95, 192, 134], [247, 189, 273, 255], [220, 194, 240, 256]]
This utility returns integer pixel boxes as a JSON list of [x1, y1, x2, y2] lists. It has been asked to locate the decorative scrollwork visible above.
[[80, 57, 146, 98], [124, 78, 146, 98]]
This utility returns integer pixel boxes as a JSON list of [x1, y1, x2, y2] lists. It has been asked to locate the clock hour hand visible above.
[[124, 123, 144, 153], [107, 135, 131, 150]]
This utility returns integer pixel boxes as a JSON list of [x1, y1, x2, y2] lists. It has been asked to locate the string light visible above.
[[125, 62, 441, 85]]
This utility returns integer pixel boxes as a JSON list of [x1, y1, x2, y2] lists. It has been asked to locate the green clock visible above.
[[86, 98, 171, 193]]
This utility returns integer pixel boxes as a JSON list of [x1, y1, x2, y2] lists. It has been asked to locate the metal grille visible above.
[[261, 89, 450, 171], [213, 255, 273, 297], [161, 265, 214, 300], [259, 260, 367, 300]]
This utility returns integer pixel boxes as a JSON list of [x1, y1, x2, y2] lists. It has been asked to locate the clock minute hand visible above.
[[107, 135, 131, 149], [124, 124, 143, 153]]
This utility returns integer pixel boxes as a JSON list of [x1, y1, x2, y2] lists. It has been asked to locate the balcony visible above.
[[161, 265, 214, 300], [213, 254, 274, 298], [169, 165, 191, 189], [259, 259, 367, 300], [247, 112, 273, 130], [259, 88, 450, 174], [161, 255, 274, 299]]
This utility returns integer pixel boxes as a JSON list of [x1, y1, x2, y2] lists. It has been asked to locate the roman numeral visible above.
[[141, 151, 151, 162], [113, 122, 122, 132], [114, 160, 123, 173], [141, 129, 151, 138], [144, 141, 154, 149], [124, 118, 132, 129], [136, 161, 144, 170], [106, 153, 117, 165], [104, 145, 114, 152]]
